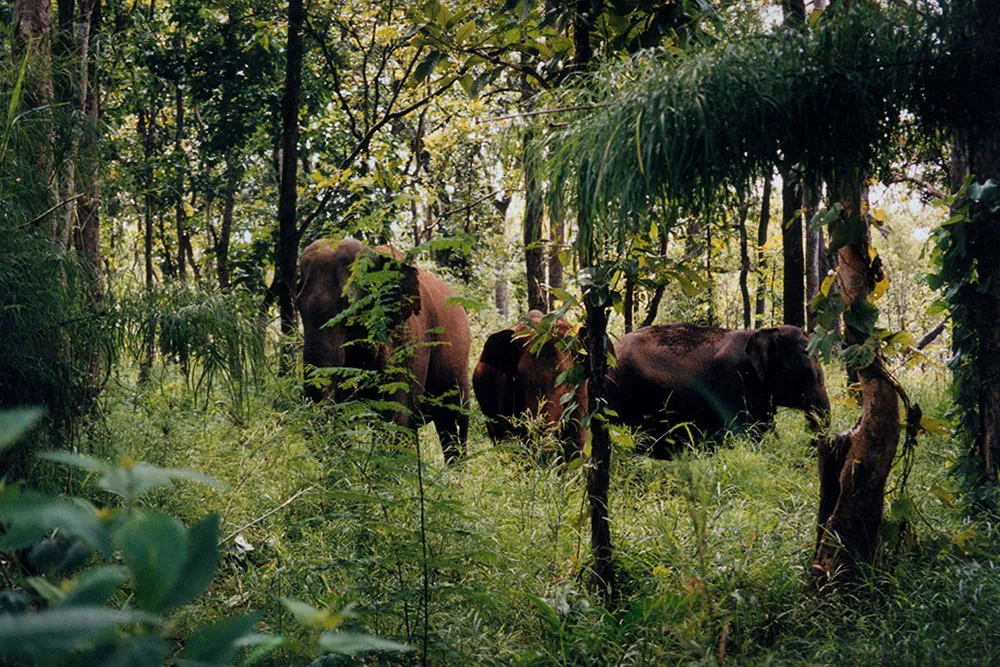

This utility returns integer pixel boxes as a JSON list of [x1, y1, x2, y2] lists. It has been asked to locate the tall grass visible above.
[[88, 355, 1000, 665]]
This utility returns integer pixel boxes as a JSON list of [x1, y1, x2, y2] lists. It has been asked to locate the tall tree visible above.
[[754, 174, 773, 328], [781, 167, 805, 326], [276, 0, 304, 371]]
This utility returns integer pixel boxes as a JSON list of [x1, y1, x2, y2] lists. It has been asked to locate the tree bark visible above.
[[548, 189, 565, 311], [737, 200, 752, 329], [276, 0, 304, 373], [217, 154, 240, 292], [804, 176, 823, 331], [949, 0, 1000, 485], [522, 127, 547, 312], [813, 175, 900, 579], [755, 174, 773, 328], [174, 51, 190, 283], [583, 286, 614, 601], [781, 167, 805, 327], [74, 0, 101, 301]]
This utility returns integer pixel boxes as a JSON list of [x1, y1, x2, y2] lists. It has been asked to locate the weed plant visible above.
[[80, 357, 1000, 665]]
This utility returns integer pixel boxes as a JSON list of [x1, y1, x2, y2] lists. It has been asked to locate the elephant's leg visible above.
[[432, 406, 467, 464]]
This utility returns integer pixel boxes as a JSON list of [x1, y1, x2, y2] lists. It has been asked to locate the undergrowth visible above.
[[83, 359, 1000, 665]]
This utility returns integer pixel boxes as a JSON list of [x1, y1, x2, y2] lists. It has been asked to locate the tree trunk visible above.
[[74, 0, 101, 301], [949, 0, 1000, 485], [813, 175, 900, 579], [522, 127, 547, 312], [276, 0, 304, 374], [640, 226, 670, 328], [737, 201, 752, 329], [804, 176, 822, 331], [548, 189, 565, 311], [174, 56, 189, 283], [217, 154, 239, 292], [623, 274, 634, 333], [583, 283, 614, 601], [781, 167, 805, 327], [755, 174, 773, 328]]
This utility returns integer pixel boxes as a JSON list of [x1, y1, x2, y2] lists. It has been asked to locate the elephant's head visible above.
[[297, 238, 421, 401], [744, 325, 830, 427]]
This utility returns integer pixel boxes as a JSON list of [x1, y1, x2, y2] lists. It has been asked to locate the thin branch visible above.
[[21, 193, 86, 229], [218, 485, 315, 545], [476, 103, 611, 125]]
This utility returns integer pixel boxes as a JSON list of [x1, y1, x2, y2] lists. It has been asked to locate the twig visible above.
[[19, 193, 86, 229], [218, 485, 315, 545], [475, 103, 612, 125]]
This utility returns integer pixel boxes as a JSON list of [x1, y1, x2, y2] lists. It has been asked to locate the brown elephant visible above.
[[472, 310, 588, 461], [297, 238, 471, 462], [607, 323, 830, 458]]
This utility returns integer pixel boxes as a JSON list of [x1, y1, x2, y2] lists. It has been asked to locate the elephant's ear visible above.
[[398, 263, 422, 320], [480, 329, 523, 375], [745, 328, 779, 383]]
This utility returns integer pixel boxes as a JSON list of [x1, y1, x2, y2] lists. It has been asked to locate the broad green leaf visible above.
[[76, 633, 169, 667], [819, 272, 836, 297], [455, 20, 476, 43], [920, 415, 951, 436], [0, 492, 107, 553], [0, 608, 158, 663], [0, 407, 44, 451], [525, 593, 562, 633], [843, 299, 879, 335], [40, 453, 221, 501], [59, 565, 129, 608], [317, 631, 413, 656], [161, 514, 220, 611], [283, 598, 344, 631], [926, 299, 949, 316], [176, 611, 263, 665], [843, 343, 876, 369], [116, 513, 188, 612]]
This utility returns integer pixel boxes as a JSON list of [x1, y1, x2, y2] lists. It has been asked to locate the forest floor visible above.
[[79, 360, 1000, 665]]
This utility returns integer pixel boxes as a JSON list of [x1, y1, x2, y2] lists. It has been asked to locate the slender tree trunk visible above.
[[623, 274, 635, 333], [276, 0, 304, 374], [522, 126, 547, 312], [217, 154, 239, 292], [640, 226, 670, 328], [705, 215, 715, 326], [139, 104, 156, 382], [755, 175, 773, 328], [813, 174, 900, 579], [781, 167, 805, 327], [737, 201, 752, 329], [548, 189, 565, 311], [75, 0, 101, 301], [804, 176, 822, 331], [174, 55, 189, 283]]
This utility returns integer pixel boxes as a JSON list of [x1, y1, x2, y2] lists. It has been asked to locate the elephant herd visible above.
[[298, 239, 831, 462]]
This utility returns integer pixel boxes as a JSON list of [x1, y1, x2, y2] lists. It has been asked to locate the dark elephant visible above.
[[297, 238, 471, 462], [473, 310, 588, 461], [607, 323, 830, 458]]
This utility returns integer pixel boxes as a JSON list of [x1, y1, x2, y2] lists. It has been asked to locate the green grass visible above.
[[89, 359, 1000, 665]]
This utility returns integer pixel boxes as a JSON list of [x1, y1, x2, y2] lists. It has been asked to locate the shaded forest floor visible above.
[[69, 361, 1000, 665]]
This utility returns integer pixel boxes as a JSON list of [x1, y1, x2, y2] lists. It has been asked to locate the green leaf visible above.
[[161, 514, 220, 611], [282, 598, 345, 631], [40, 453, 221, 501], [455, 20, 476, 43], [0, 608, 158, 663], [808, 203, 843, 231], [413, 50, 443, 83], [926, 299, 949, 316], [0, 407, 44, 451], [0, 491, 108, 553], [525, 593, 562, 633], [59, 566, 129, 608], [843, 343, 876, 369], [116, 513, 188, 612], [317, 632, 413, 656], [77, 633, 169, 667], [843, 299, 879, 335], [176, 612, 263, 665]]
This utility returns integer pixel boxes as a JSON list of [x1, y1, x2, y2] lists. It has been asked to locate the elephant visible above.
[[606, 323, 830, 458], [297, 238, 471, 462], [472, 310, 588, 462]]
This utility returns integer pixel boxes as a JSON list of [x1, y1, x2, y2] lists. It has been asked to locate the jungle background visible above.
[[3, 0, 1000, 664]]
